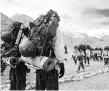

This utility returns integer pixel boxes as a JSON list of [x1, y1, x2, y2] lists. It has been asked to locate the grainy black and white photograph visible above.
[[0, 0, 109, 90]]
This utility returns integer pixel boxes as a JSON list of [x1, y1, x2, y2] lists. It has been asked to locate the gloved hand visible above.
[[25, 65, 31, 73], [26, 68, 31, 73], [59, 63, 65, 78]]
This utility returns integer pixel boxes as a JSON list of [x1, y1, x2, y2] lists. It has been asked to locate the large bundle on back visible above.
[[1, 21, 23, 44], [19, 10, 60, 71], [1, 21, 25, 67], [20, 10, 60, 57]]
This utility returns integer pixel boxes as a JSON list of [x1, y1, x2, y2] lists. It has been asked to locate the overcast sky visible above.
[[0, 0, 109, 37]]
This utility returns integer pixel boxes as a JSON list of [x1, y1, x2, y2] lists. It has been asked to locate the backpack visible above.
[[28, 11, 60, 57]]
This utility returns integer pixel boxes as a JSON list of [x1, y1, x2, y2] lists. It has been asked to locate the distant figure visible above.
[[97, 48, 103, 61], [103, 47, 109, 66], [90, 48, 94, 61], [76, 49, 85, 73], [72, 49, 78, 64], [93, 49, 98, 61], [86, 49, 90, 66], [64, 45, 68, 61], [64, 45, 68, 54]]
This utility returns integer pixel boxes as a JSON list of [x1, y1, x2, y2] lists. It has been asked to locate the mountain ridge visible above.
[[1, 12, 12, 32], [1, 12, 109, 48], [62, 31, 109, 48], [11, 13, 34, 25]]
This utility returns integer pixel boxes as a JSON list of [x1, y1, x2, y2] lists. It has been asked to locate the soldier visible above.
[[72, 46, 78, 64], [86, 48, 90, 67], [97, 48, 103, 61], [64, 45, 68, 61], [19, 10, 65, 90], [93, 48, 98, 61], [1, 21, 30, 90], [76, 49, 85, 73], [90, 48, 94, 61], [72, 50, 78, 64], [108, 49, 109, 65], [64, 45, 68, 54], [103, 46, 109, 66]]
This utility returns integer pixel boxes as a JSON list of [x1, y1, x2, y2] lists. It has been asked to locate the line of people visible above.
[[72, 45, 109, 73]]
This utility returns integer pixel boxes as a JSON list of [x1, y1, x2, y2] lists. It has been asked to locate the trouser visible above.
[[73, 56, 77, 64], [104, 58, 109, 65], [86, 57, 90, 65], [90, 55, 93, 60], [77, 56, 84, 71], [9, 62, 28, 90], [35, 68, 59, 90], [84, 57, 86, 64], [97, 56, 103, 61], [65, 50, 68, 54], [1, 61, 7, 73], [94, 53, 98, 61]]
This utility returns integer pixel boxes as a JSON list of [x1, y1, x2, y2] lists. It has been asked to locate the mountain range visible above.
[[1, 13, 109, 48], [0, 13, 34, 32], [12, 13, 34, 25], [0, 13, 12, 31], [62, 31, 109, 48]]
